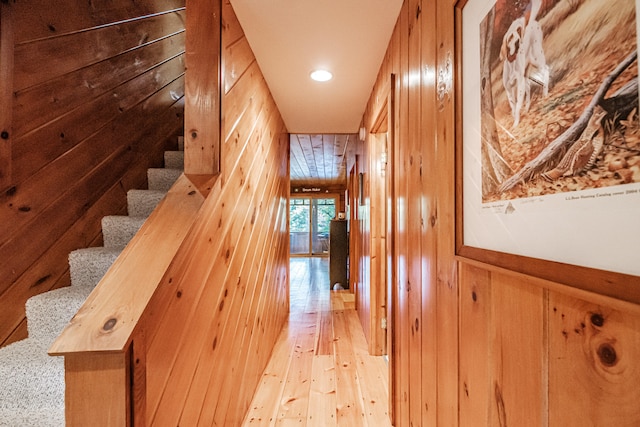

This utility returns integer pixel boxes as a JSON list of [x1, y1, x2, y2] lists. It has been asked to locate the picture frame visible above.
[[454, 0, 640, 303]]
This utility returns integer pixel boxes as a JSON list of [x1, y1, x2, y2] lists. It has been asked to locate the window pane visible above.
[[290, 198, 310, 255]]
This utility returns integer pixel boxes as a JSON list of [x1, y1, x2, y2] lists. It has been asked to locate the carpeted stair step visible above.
[[0, 144, 184, 426], [127, 189, 167, 218], [69, 246, 122, 288], [147, 168, 183, 191], [102, 215, 146, 249], [0, 339, 64, 426], [25, 286, 94, 346], [164, 150, 185, 170]]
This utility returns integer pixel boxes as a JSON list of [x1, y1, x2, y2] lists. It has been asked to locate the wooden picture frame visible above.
[[454, 0, 640, 303]]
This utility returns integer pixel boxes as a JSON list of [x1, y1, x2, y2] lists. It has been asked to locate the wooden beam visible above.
[[0, 1, 14, 192], [184, 0, 221, 175]]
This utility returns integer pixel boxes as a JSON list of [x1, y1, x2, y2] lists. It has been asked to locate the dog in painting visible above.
[[500, 0, 550, 128]]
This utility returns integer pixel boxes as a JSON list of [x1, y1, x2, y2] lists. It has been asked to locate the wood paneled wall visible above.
[[350, 130, 388, 357], [140, 2, 290, 424], [357, 0, 640, 425], [0, 0, 186, 347]]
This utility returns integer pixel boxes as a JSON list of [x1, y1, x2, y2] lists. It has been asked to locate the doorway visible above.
[[289, 196, 337, 256]]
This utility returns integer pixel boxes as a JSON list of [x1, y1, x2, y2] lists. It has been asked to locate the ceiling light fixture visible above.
[[310, 69, 333, 82]]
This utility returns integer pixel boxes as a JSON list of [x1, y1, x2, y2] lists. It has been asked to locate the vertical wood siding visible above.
[[359, 0, 640, 425], [0, 0, 186, 346], [141, 2, 289, 424]]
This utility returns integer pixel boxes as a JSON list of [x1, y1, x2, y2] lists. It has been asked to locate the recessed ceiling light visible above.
[[310, 69, 333, 82]]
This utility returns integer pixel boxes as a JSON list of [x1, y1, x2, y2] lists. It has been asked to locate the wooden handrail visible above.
[[50, 174, 216, 354], [49, 173, 217, 425]]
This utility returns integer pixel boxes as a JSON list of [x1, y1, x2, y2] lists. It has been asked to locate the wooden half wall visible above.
[[356, 0, 640, 425], [0, 0, 186, 346], [140, 2, 290, 425]]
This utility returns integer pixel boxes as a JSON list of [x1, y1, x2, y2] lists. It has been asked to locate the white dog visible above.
[[500, 0, 550, 128]]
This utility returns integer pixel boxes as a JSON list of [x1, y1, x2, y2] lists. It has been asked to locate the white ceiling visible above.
[[230, 0, 403, 134]]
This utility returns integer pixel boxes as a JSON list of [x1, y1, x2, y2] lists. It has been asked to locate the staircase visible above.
[[0, 142, 184, 426]]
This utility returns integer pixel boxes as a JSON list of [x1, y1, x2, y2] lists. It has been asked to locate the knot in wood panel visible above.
[[590, 313, 605, 327], [597, 343, 618, 367], [103, 318, 118, 332]]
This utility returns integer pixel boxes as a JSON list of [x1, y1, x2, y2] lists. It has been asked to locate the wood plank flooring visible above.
[[243, 257, 392, 426]]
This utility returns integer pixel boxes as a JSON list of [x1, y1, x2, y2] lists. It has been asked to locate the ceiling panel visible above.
[[290, 134, 356, 188]]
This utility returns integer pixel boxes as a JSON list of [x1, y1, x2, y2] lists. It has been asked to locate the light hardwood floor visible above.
[[243, 257, 392, 426]]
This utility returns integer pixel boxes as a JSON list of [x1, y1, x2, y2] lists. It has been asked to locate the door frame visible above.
[[385, 73, 398, 425], [365, 73, 398, 423]]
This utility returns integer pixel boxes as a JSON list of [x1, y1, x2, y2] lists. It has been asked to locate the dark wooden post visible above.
[[184, 0, 222, 177]]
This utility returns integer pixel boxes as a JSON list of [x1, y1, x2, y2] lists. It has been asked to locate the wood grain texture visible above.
[[243, 259, 391, 427], [549, 291, 640, 426], [357, 61, 391, 359], [13, 10, 186, 92], [434, 0, 459, 425], [12, 56, 185, 184], [395, 3, 411, 424], [459, 267, 547, 427], [289, 133, 354, 190], [355, 0, 638, 425], [407, 1, 433, 425], [0, 181, 128, 346], [49, 175, 208, 355], [138, 4, 290, 424], [64, 352, 130, 426], [13, 32, 185, 138], [12, 0, 185, 43], [0, 0, 185, 347], [0, 87, 183, 326], [5, 0, 640, 425], [184, 0, 220, 175], [458, 263, 491, 427], [490, 272, 546, 426], [0, 2, 13, 192], [52, 4, 287, 424]]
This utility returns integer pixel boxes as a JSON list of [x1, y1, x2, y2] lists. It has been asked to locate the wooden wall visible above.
[[139, 1, 290, 424], [350, 129, 388, 356], [0, 0, 186, 347], [357, 0, 640, 425]]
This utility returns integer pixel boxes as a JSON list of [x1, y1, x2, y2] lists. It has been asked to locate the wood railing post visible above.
[[64, 351, 130, 426], [184, 0, 222, 176]]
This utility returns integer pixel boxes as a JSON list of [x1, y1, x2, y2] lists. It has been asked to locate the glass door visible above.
[[290, 196, 336, 256], [289, 198, 311, 255], [311, 198, 335, 255]]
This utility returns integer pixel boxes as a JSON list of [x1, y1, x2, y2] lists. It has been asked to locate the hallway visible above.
[[243, 258, 392, 426]]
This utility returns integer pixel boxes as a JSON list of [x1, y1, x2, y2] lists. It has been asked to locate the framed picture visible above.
[[455, 0, 640, 301]]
